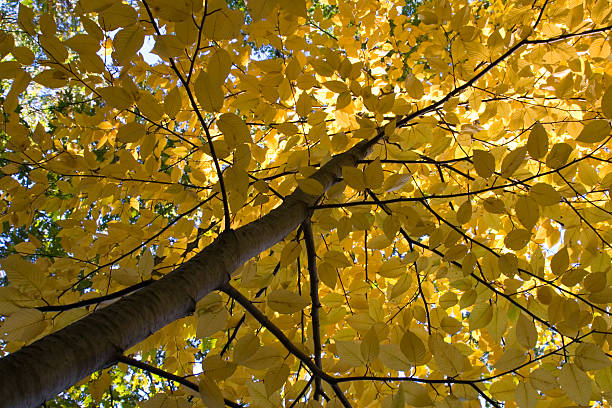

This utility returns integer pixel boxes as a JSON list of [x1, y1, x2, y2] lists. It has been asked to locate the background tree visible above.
[[0, 0, 611, 407]]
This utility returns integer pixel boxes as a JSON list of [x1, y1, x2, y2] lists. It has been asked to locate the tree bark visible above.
[[0, 139, 376, 408]]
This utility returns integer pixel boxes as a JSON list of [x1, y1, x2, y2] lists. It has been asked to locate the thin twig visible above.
[[116, 355, 243, 407]]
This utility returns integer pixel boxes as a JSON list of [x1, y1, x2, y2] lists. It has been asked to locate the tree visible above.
[[0, 0, 611, 406]]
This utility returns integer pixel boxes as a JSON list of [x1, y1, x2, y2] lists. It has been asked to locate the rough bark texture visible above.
[[0, 139, 375, 408]]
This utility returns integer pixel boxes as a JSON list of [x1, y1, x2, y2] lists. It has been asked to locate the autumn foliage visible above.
[[1, 0, 612, 407]]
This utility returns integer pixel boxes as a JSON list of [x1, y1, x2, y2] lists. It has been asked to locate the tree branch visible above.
[[116, 355, 243, 408], [141, 0, 232, 232], [219, 283, 332, 382], [302, 219, 323, 400], [38, 280, 153, 312]]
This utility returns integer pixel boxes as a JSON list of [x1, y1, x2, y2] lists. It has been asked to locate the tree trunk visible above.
[[0, 139, 375, 408]]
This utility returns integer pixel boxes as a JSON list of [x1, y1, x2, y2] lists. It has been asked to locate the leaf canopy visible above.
[[1, 0, 612, 407]]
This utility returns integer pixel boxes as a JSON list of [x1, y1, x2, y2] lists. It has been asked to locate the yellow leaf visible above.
[[440, 316, 462, 334], [241, 346, 281, 370], [527, 122, 549, 159], [576, 120, 610, 144], [39, 13, 56, 35], [141, 393, 190, 408], [379, 344, 414, 370], [498, 253, 518, 277], [204, 0, 243, 40], [583, 272, 607, 293], [379, 93, 396, 114], [500, 146, 527, 177], [164, 87, 182, 118], [208, 48, 232, 85], [405, 74, 424, 99], [602, 85, 612, 119], [550, 247, 569, 276], [490, 377, 516, 401], [400, 330, 426, 363], [364, 159, 384, 189], [516, 313, 537, 349], [487, 307, 509, 342], [196, 293, 228, 338], [33, 69, 69, 88], [515, 195, 539, 228], [588, 287, 612, 304], [443, 244, 468, 262], [384, 172, 411, 192], [248, 0, 277, 20], [2, 255, 44, 292], [279, 241, 301, 267], [298, 178, 324, 196], [0, 308, 47, 342], [202, 355, 236, 381], [578, 161, 599, 186], [4, 69, 30, 112], [112, 268, 140, 286], [0, 32, 14, 58], [199, 375, 225, 408], [137, 92, 164, 122], [89, 371, 111, 404], [575, 342, 612, 371], [14, 241, 36, 254], [431, 341, 465, 376], [361, 327, 380, 363], [558, 363, 592, 406], [82, 16, 103, 40], [401, 382, 433, 407], [296, 92, 312, 117], [377, 257, 406, 278], [546, 143, 572, 169], [318, 262, 337, 289], [12, 46, 34, 65], [382, 215, 400, 244], [233, 333, 260, 364], [138, 248, 154, 280], [460, 289, 477, 309], [0, 61, 20, 79], [483, 197, 506, 214], [247, 381, 277, 408], [113, 26, 145, 63], [529, 367, 558, 391], [456, 200, 472, 224], [368, 234, 392, 249], [439, 292, 458, 309], [40, 35, 69, 62], [342, 166, 365, 190], [116, 122, 146, 143], [336, 341, 365, 367], [390, 273, 413, 299], [323, 80, 348, 93], [99, 86, 133, 110], [267, 289, 309, 314], [515, 382, 538, 408], [494, 347, 527, 371], [217, 113, 251, 147], [264, 363, 290, 395], [473, 149, 496, 178], [504, 229, 531, 251], [336, 91, 352, 109], [152, 35, 184, 58], [195, 72, 224, 112], [468, 302, 493, 330], [18, 4, 36, 35], [98, 2, 137, 30], [529, 183, 560, 206]]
